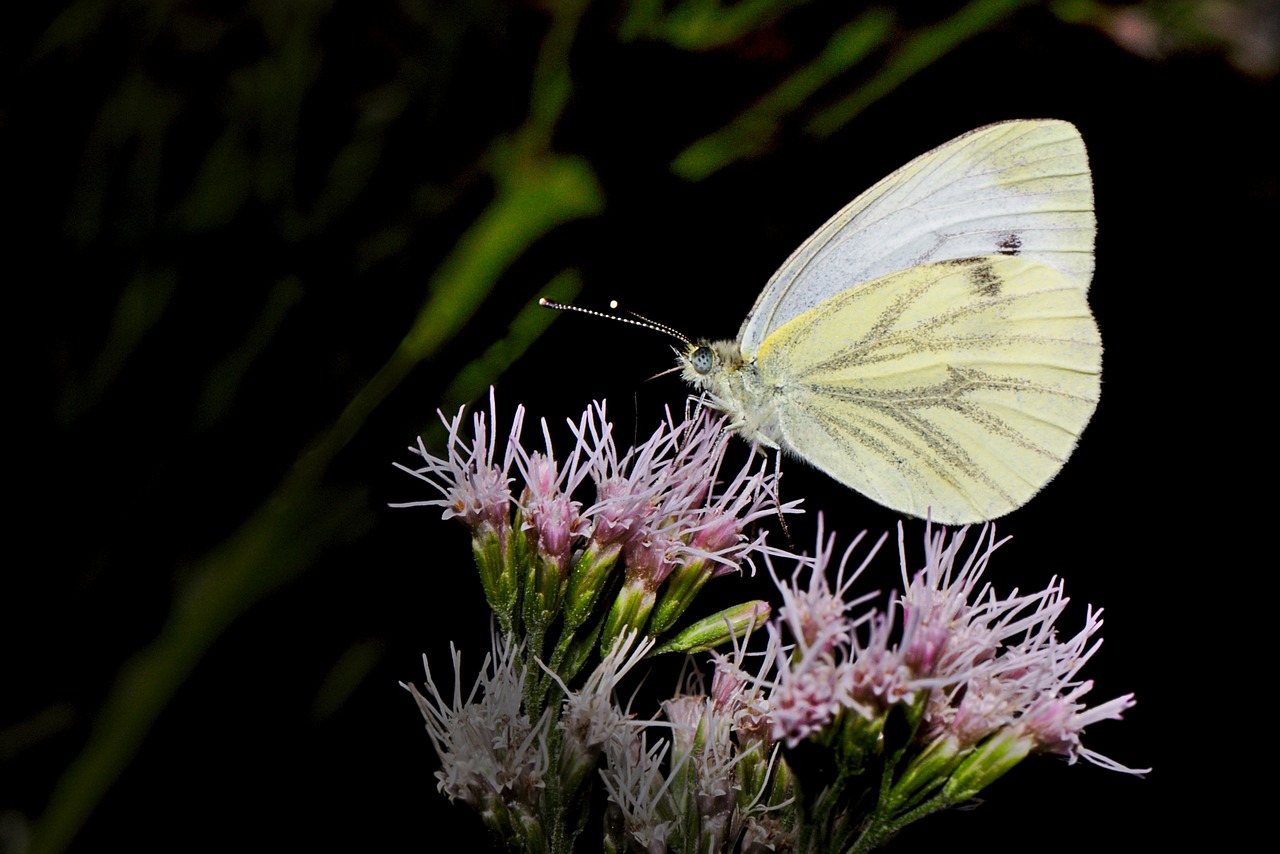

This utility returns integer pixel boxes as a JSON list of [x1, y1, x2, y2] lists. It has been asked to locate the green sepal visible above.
[[601, 578, 656, 653], [523, 550, 567, 636], [942, 727, 1034, 803], [650, 556, 716, 635], [472, 523, 519, 635], [886, 733, 967, 814], [832, 705, 884, 772], [562, 541, 621, 632]]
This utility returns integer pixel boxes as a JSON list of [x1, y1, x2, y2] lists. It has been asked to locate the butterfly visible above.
[[678, 120, 1100, 524]]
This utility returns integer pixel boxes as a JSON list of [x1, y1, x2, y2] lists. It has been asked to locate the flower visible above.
[[898, 524, 1147, 777], [393, 386, 517, 537], [761, 519, 888, 746], [393, 389, 524, 626], [401, 630, 550, 847], [546, 629, 656, 798]]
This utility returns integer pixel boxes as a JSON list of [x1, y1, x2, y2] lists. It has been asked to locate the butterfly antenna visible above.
[[621, 308, 690, 345], [539, 298, 692, 345]]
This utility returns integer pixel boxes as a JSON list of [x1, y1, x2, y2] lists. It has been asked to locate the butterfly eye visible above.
[[689, 345, 714, 374]]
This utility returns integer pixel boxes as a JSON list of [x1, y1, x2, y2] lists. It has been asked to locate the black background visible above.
[[6, 2, 1273, 851]]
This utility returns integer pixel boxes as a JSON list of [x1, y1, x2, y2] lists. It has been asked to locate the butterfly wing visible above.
[[754, 256, 1100, 523], [739, 120, 1095, 355]]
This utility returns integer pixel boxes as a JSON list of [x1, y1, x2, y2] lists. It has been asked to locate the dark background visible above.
[[5, 1, 1273, 851]]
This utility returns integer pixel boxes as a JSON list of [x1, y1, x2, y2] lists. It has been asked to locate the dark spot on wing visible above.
[[997, 232, 1022, 256], [969, 262, 1000, 296]]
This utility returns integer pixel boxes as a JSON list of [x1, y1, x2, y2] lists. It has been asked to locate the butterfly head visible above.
[[678, 340, 744, 390]]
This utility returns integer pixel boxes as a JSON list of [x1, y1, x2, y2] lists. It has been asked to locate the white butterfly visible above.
[[679, 119, 1101, 524]]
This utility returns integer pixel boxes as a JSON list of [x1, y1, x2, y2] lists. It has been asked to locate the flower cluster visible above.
[[396, 391, 798, 851], [398, 392, 1144, 853], [403, 630, 550, 843], [394, 390, 794, 666], [672, 519, 1146, 853], [561, 519, 1146, 853]]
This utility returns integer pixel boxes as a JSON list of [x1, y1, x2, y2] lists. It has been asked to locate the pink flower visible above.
[[396, 389, 800, 654], [392, 387, 517, 539]]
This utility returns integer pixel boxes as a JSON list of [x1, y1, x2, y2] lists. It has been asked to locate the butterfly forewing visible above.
[[753, 256, 1101, 523], [739, 120, 1095, 354]]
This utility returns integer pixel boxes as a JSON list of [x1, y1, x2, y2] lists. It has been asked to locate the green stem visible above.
[[849, 791, 955, 854]]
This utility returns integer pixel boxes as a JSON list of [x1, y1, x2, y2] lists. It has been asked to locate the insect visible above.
[[547, 120, 1100, 524]]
